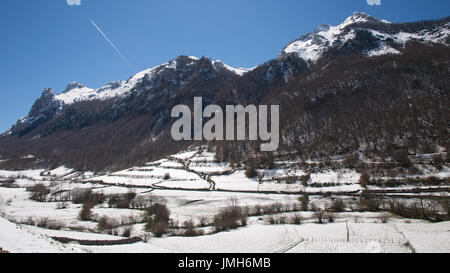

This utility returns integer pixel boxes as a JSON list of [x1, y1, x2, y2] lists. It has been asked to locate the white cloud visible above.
[[66, 0, 81, 6], [367, 0, 381, 5]]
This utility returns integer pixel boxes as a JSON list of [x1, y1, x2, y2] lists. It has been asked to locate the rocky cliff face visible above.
[[10, 88, 62, 136]]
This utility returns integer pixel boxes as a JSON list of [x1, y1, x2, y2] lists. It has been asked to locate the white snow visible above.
[[79, 221, 450, 253], [51, 57, 252, 107], [283, 12, 449, 62], [212, 60, 253, 76], [171, 150, 198, 160], [367, 44, 401, 56], [0, 216, 85, 253], [0, 147, 448, 253], [156, 180, 210, 190], [395, 221, 450, 253]]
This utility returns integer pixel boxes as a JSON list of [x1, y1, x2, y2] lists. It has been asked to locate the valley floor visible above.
[[0, 147, 448, 253], [0, 215, 448, 253]]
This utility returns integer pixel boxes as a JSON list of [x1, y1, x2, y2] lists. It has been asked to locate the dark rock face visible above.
[[63, 82, 85, 93], [10, 88, 62, 136]]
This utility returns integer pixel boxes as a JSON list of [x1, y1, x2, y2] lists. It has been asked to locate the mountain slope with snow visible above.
[[282, 12, 449, 62], [7, 56, 248, 137], [0, 13, 448, 171], [49, 57, 251, 106]]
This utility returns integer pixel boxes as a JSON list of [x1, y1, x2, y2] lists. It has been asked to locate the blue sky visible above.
[[0, 0, 449, 133]]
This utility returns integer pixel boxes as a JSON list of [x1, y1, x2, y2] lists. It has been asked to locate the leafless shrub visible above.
[[130, 194, 158, 210], [360, 193, 381, 212], [244, 166, 257, 178], [253, 204, 262, 216], [19, 217, 65, 230], [79, 201, 93, 221], [36, 217, 50, 228], [149, 222, 169, 237], [73, 189, 106, 205], [213, 197, 247, 232], [359, 173, 370, 188], [291, 214, 303, 225], [300, 174, 311, 187], [145, 203, 171, 237], [325, 212, 335, 223], [273, 202, 283, 213], [267, 216, 277, 225], [387, 198, 446, 221], [97, 216, 120, 232], [109, 228, 120, 236], [431, 154, 444, 171], [278, 216, 287, 224], [380, 213, 391, 223], [182, 219, 204, 237], [329, 198, 346, 212], [300, 194, 309, 211], [393, 150, 412, 168], [140, 233, 152, 243], [56, 202, 69, 210], [107, 191, 136, 209], [314, 209, 325, 224], [47, 220, 66, 230], [198, 216, 208, 227], [29, 184, 50, 202], [122, 226, 133, 238]]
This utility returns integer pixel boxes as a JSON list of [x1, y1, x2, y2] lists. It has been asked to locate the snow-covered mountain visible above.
[[282, 12, 449, 62], [10, 13, 449, 134], [1, 13, 448, 171], [8, 56, 252, 134], [56, 57, 252, 105]]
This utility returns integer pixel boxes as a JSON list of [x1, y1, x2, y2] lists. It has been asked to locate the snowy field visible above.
[[0, 147, 448, 253], [1, 215, 448, 253]]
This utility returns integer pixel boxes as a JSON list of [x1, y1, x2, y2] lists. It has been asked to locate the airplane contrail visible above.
[[90, 20, 136, 72]]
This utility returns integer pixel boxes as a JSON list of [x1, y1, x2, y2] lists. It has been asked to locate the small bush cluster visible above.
[[244, 166, 258, 178], [56, 202, 69, 210], [73, 190, 106, 205], [130, 195, 157, 210], [145, 203, 171, 237], [79, 201, 93, 221], [182, 220, 205, 237], [300, 194, 309, 211], [107, 191, 136, 209], [29, 184, 51, 202], [300, 174, 311, 187], [95, 215, 139, 235], [267, 214, 303, 225], [329, 198, 346, 212], [393, 150, 412, 168], [387, 199, 448, 221], [213, 197, 247, 232], [20, 217, 65, 230], [97, 216, 120, 232], [359, 173, 370, 188], [314, 209, 325, 224], [359, 193, 382, 212], [369, 176, 448, 188]]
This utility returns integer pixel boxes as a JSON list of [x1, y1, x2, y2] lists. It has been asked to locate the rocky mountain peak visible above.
[[282, 13, 448, 62], [42, 88, 56, 98], [63, 82, 85, 93]]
